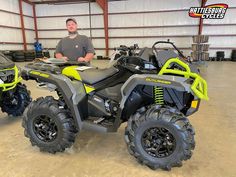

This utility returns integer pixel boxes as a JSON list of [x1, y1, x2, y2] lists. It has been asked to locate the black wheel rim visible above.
[[141, 127, 176, 158], [33, 115, 58, 142]]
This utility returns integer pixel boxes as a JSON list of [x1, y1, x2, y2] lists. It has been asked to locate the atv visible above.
[[21, 41, 208, 170], [0, 52, 31, 116]]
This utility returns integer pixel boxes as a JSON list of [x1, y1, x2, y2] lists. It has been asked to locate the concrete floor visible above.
[[0, 61, 235, 177]]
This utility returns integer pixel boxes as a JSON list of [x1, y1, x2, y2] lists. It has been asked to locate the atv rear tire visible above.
[[22, 96, 77, 153], [1, 83, 31, 116], [125, 105, 195, 170]]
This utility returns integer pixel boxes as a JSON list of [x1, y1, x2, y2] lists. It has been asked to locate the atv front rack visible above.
[[158, 58, 209, 100]]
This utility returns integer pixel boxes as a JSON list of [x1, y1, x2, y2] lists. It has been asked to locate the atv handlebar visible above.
[[114, 44, 139, 52], [115, 45, 128, 51]]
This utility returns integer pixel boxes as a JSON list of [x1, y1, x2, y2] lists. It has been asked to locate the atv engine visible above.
[[88, 94, 119, 118]]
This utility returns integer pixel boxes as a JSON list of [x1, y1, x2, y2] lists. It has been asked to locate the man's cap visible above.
[[66, 18, 77, 24]]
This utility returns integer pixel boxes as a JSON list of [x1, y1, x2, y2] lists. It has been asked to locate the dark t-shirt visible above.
[[55, 35, 95, 61]]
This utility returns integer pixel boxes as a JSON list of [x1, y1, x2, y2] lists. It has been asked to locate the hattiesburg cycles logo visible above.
[[189, 3, 228, 19]]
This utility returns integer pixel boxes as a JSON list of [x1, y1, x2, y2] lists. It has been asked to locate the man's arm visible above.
[[78, 53, 94, 62], [55, 40, 68, 60], [78, 36, 95, 62], [55, 53, 68, 60], [55, 53, 63, 58]]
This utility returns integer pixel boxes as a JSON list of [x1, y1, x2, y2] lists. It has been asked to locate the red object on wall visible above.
[[19, 0, 27, 51], [19, 0, 38, 49], [96, 0, 109, 56], [22, 0, 33, 5], [198, 0, 207, 35], [33, 4, 39, 41]]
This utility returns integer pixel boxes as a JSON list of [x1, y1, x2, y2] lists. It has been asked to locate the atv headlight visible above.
[[0, 78, 3, 84]]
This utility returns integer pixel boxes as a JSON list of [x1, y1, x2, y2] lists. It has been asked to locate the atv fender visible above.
[[22, 67, 85, 130], [120, 74, 191, 109]]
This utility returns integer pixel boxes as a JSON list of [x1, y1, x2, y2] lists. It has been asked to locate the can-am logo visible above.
[[189, 3, 228, 19]]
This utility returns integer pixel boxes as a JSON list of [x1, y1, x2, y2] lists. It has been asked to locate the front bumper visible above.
[[0, 65, 22, 92]]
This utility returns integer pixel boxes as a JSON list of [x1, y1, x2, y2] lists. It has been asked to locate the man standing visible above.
[[55, 18, 95, 62]]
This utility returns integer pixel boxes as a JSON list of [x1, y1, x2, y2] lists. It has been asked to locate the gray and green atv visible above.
[[21, 41, 208, 170], [0, 52, 31, 116]]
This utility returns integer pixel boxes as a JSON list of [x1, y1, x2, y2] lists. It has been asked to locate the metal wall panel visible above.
[[36, 0, 236, 58], [36, 2, 105, 56], [0, 0, 20, 12], [0, 12, 21, 27], [203, 0, 236, 58], [0, 0, 34, 50]]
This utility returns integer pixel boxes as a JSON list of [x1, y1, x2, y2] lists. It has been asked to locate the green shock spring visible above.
[[154, 86, 164, 105]]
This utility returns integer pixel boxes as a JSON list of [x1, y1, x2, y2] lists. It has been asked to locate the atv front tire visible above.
[[125, 106, 195, 170], [22, 96, 77, 153], [1, 83, 31, 116]]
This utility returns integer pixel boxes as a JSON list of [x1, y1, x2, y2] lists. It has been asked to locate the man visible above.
[[55, 18, 95, 62]]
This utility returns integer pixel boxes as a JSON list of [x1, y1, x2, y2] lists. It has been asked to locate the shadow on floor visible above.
[[0, 115, 22, 127]]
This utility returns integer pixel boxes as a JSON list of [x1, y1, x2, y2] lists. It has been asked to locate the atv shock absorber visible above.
[[57, 90, 63, 100], [154, 86, 164, 105], [57, 90, 66, 107]]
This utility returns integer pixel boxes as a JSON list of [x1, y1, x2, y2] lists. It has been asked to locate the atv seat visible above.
[[79, 67, 119, 85]]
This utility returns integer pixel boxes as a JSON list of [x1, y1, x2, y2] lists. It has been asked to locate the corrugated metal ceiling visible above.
[[28, 0, 124, 4]]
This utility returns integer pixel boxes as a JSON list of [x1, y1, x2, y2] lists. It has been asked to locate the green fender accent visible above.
[[158, 58, 209, 100], [0, 65, 22, 91], [84, 84, 95, 94], [62, 66, 82, 81], [62, 66, 96, 94]]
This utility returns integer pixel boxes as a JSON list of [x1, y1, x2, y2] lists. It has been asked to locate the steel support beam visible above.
[[23, 0, 38, 41], [22, 0, 33, 5], [198, 0, 207, 35], [33, 4, 39, 41], [96, 0, 109, 56], [19, 0, 27, 51]]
